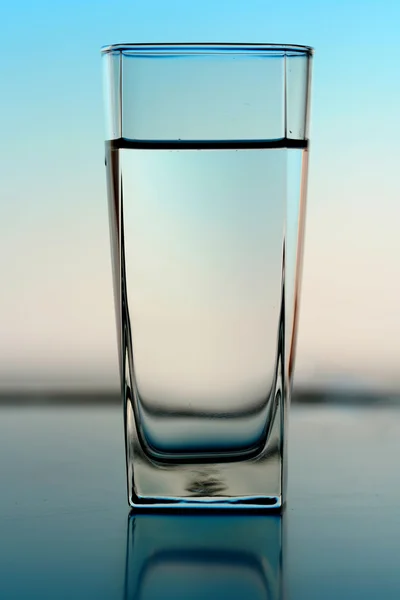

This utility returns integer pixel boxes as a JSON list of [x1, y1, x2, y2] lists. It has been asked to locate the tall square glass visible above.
[[102, 43, 313, 510]]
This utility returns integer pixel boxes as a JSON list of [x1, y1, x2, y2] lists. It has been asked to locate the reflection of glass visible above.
[[102, 43, 313, 509], [124, 514, 283, 600]]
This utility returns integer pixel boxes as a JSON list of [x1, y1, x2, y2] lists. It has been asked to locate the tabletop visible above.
[[1, 396, 400, 599]]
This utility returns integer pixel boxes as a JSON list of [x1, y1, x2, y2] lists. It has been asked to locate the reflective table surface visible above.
[[1, 399, 400, 599]]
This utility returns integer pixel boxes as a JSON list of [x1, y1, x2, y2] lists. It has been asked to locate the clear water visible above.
[[106, 141, 306, 460]]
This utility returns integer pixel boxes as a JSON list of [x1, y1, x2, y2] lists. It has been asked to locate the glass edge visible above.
[[100, 43, 314, 56]]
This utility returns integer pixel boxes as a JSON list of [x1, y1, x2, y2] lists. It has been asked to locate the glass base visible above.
[[124, 387, 286, 513], [129, 499, 282, 512]]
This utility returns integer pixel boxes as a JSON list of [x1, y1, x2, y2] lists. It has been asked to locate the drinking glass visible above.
[[102, 43, 313, 510]]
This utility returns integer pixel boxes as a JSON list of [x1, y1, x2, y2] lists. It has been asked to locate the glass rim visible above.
[[101, 42, 314, 56]]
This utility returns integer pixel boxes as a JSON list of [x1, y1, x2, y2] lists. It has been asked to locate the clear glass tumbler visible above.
[[102, 43, 313, 510]]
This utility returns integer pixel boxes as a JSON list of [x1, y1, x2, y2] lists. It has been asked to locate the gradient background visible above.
[[2, 0, 399, 393]]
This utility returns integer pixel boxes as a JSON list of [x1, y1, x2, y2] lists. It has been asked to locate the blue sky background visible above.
[[1, 0, 400, 390]]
